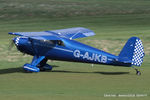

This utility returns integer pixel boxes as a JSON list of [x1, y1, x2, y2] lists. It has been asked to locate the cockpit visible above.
[[40, 40, 65, 47]]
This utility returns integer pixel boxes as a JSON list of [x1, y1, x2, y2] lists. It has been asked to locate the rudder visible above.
[[119, 37, 145, 66]]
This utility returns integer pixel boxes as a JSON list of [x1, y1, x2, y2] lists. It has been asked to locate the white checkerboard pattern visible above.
[[132, 39, 144, 66]]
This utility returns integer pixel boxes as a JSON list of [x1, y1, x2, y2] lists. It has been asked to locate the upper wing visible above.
[[8, 31, 57, 37], [8, 27, 95, 40], [30, 36, 61, 41], [50, 27, 95, 39]]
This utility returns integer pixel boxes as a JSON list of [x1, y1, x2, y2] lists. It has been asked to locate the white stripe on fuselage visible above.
[[49, 47, 109, 63], [53, 47, 73, 53]]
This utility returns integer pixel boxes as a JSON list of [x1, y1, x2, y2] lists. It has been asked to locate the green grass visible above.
[[1, 0, 150, 19], [0, 0, 150, 100]]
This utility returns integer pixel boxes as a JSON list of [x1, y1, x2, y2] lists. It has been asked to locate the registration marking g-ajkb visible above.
[[73, 49, 107, 63]]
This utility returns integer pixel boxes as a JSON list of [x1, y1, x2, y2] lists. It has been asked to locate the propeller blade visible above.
[[8, 39, 15, 50]]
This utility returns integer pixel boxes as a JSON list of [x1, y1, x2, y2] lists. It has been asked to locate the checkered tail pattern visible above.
[[132, 39, 145, 66]]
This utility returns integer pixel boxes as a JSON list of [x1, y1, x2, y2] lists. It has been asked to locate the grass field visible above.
[[0, 0, 150, 100]]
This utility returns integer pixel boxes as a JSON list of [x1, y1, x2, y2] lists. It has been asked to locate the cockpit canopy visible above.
[[39, 40, 65, 46]]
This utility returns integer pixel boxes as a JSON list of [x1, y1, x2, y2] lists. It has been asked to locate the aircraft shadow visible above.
[[0, 65, 59, 75], [0, 66, 129, 75], [0, 67, 23, 74], [51, 70, 129, 75]]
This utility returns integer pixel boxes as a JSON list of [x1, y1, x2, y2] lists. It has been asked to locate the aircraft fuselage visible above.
[[14, 37, 131, 67], [45, 38, 118, 65]]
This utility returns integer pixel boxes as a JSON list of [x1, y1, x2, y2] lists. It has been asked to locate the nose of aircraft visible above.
[[13, 37, 20, 46]]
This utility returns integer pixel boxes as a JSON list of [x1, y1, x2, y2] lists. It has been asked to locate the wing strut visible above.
[[69, 31, 80, 40]]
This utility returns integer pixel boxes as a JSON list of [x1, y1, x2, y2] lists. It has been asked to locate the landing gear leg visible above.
[[132, 67, 141, 75], [23, 56, 45, 72], [38, 58, 53, 71]]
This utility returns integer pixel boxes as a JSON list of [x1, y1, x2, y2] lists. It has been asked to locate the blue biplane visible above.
[[9, 27, 145, 75]]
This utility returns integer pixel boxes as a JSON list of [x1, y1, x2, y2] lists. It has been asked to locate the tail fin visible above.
[[119, 37, 145, 66]]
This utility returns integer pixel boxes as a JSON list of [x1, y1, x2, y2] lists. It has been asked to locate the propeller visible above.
[[8, 38, 26, 56], [8, 38, 15, 50]]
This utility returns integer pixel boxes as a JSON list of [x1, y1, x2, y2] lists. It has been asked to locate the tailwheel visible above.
[[136, 70, 141, 76], [132, 67, 141, 75]]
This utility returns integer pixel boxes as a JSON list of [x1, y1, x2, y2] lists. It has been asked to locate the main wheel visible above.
[[23, 63, 40, 72], [39, 64, 53, 71], [24, 69, 33, 73]]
